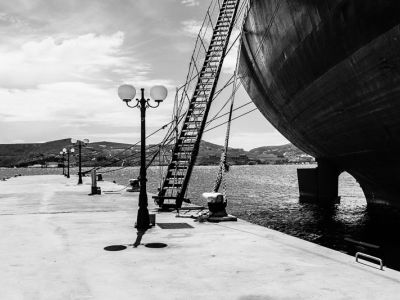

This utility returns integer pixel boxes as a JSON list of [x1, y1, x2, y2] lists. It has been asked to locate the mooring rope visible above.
[[212, 2, 247, 195]]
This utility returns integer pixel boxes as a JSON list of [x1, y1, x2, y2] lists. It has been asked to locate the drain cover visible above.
[[157, 223, 194, 229], [104, 245, 127, 251], [145, 243, 168, 248]]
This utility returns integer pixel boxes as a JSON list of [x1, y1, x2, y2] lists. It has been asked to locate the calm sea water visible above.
[[2, 165, 400, 270]]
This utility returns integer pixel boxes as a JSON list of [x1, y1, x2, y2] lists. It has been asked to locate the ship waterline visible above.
[[239, 0, 400, 206]]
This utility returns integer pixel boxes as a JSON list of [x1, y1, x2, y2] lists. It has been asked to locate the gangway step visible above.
[[163, 183, 183, 188], [166, 174, 185, 179], [168, 165, 188, 170]]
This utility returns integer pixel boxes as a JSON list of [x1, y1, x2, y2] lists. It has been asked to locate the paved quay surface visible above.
[[1, 175, 400, 300]]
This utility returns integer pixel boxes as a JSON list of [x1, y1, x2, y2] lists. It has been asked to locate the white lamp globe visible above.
[[150, 85, 168, 101], [63, 148, 67, 152], [118, 84, 136, 101], [71, 148, 75, 153], [60, 151, 63, 155], [71, 138, 77, 144]]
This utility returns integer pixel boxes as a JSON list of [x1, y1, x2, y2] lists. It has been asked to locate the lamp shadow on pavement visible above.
[[103, 245, 127, 251], [103, 230, 147, 251]]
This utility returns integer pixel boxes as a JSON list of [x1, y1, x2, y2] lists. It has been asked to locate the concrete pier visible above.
[[1, 175, 400, 299]]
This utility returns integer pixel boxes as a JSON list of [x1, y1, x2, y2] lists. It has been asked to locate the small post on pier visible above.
[[90, 169, 100, 195], [78, 142, 83, 184]]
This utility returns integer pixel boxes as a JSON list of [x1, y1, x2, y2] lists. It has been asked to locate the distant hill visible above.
[[90, 141, 134, 149], [248, 144, 304, 157], [0, 138, 309, 167], [0, 138, 73, 167], [197, 140, 247, 165]]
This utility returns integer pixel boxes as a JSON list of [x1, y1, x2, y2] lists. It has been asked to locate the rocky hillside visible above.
[[248, 144, 304, 158], [0, 139, 309, 167]]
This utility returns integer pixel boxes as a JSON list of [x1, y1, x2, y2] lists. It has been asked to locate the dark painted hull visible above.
[[239, 0, 400, 206]]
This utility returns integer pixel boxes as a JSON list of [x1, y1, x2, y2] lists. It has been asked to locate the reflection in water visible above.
[[2, 165, 400, 270]]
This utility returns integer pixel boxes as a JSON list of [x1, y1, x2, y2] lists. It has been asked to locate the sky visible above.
[[0, 0, 289, 150]]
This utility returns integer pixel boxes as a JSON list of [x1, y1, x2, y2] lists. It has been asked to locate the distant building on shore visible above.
[[257, 153, 282, 164], [46, 162, 59, 168], [286, 154, 315, 164], [28, 164, 44, 168]]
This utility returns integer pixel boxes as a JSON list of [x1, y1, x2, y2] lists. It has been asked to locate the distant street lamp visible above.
[[71, 138, 89, 184], [60, 151, 65, 176], [63, 147, 75, 178], [117, 84, 168, 233]]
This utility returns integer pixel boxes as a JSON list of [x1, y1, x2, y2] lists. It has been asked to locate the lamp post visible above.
[[60, 151, 65, 176], [117, 84, 168, 231], [63, 147, 75, 178], [71, 139, 89, 184]]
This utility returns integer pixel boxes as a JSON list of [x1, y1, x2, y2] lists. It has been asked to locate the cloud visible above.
[[0, 81, 175, 123], [0, 82, 115, 122], [180, 20, 241, 75], [0, 25, 180, 145], [0, 12, 30, 29], [181, 0, 200, 7], [0, 31, 150, 89], [217, 29, 243, 74], [181, 20, 202, 37], [205, 131, 289, 151], [0, 0, 284, 149], [0, 81, 176, 144]]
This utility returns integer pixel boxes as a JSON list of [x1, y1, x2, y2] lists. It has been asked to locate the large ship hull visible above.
[[240, 0, 400, 206]]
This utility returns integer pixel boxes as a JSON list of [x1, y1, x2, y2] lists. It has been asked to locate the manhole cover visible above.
[[145, 243, 168, 248], [157, 223, 194, 229], [104, 245, 127, 251]]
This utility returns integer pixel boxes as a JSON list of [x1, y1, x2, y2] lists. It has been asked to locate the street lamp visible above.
[[63, 147, 75, 178], [71, 138, 89, 184], [60, 151, 65, 176], [117, 84, 168, 232]]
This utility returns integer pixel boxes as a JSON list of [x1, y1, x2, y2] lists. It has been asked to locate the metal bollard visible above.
[[91, 170, 99, 195]]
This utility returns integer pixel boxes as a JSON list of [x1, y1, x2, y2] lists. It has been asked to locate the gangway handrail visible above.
[[355, 252, 384, 270]]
